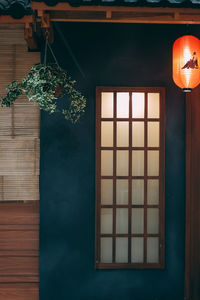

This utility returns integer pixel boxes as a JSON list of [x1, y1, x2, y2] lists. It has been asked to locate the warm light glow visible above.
[[173, 35, 200, 91], [99, 89, 163, 265], [117, 93, 129, 117], [183, 47, 193, 87], [101, 93, 113, 118]]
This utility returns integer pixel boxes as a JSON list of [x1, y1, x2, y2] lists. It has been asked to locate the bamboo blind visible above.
[[0, 24, 40, 202]]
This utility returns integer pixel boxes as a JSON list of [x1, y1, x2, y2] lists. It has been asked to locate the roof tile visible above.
[[1, 0, 200, 19]]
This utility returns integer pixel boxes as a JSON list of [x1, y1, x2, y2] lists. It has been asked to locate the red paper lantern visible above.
[[173, 35, 200, 92]]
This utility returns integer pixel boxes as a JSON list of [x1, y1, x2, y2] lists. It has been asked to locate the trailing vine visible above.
[[1, 63, 86, 124]]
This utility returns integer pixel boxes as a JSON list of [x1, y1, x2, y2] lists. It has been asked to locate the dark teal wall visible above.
[[40, 23, 194, 300]]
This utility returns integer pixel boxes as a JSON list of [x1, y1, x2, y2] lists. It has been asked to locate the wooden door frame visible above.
[[95, 87, 166, 270]]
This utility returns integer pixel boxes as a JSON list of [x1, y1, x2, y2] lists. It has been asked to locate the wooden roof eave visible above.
[[0, 2, 200, 24], [0, 15, 34, 23], [32, 2, 200, 24]]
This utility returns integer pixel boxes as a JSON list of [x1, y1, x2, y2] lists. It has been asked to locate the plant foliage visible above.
[[1, 64, 86, 123]]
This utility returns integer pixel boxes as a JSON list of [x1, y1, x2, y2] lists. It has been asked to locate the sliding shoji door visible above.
[[95, 87, 165, 269]]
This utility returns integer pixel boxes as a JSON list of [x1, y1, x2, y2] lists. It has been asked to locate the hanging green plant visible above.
[[0, 63, 86, 124]]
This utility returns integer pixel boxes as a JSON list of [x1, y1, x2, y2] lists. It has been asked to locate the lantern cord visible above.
[[186, 24, 190, 35]]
